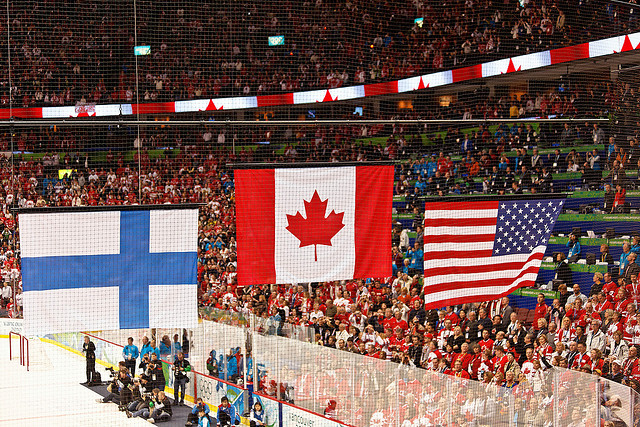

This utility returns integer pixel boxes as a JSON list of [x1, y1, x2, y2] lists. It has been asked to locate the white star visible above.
[[535, 213, 540, 218], [517, 220, 522, 225], [518, 209, 523, 214], [525, 203, 530, 208], [500, 215, 505, 220], [548, 201, 553, 206], [502, 242, 506, 248], [495, 249, 500, 253], [515, 231, 520, 236], [497, 237, 502, 243], [537, 202, 542, 207], [517, 246, 522, 251], [508, 237, 513, 242], [506, 247, 511, 252], [506, 209, 511, 214], [546, 212, 551, 217], [523, 214, 528, 219], [498, 227, 504, 232], [505, 221, 510, 226], [511, 226, 515, 231]]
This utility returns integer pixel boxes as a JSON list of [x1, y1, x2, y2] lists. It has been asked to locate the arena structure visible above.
[[2, 0, 640, 426]]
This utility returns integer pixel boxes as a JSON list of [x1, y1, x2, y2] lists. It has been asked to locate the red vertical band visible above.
[[354, 165, 393, 279], [235, 169, 276, 285]]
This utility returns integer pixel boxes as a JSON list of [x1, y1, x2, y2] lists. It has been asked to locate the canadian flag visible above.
[[235, 165, 393, 285]]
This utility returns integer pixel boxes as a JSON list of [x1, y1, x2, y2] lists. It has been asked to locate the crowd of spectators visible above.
[[0, 118, 638, 412], [0, 0, 637, 107]]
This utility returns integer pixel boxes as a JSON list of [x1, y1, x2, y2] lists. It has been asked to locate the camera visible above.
[[106, 366, 117, 378]]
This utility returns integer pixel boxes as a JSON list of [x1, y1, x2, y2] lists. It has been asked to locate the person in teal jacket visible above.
[[631, 235, 640, 255], [123, 337, 139, 376], [566, 233, 581, 262], [217, 396, 239, 426], [139, 336, 152, 358]]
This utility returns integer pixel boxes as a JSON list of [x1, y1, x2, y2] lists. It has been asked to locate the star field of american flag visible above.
[[492, 199, 565, 256]]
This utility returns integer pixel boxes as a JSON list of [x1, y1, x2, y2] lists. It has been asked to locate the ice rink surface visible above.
[[0, 336, 150, 426]]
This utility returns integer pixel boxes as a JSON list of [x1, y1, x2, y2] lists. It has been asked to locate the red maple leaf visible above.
[[285, 190, 345, 261]]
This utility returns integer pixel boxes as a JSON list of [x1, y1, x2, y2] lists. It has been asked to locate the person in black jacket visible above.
[[148, 391, 172, 423], [603, 184, 615, 212], [600, 244, 614, 265], [622, 253, 640, 280], [147, 358, 166, 392], [98, 368, 133, 407], [82, 336, 96, 385], [173, 352, 190, 406], [554, 253, 572, 290], [407, 299, 426, 325]]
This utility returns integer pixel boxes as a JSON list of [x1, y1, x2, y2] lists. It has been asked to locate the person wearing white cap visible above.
[[606, 359, 625, 383]]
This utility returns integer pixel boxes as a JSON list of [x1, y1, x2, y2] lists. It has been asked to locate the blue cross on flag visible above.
[[19, 207, 199, 335]]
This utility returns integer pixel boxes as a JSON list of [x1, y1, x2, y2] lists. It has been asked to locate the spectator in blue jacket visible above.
[[566, 233, 581, 263], [217, 396, 240, 426], [226, 347, 239, 382], [185, 398, 210, 427], [245, 351, 253, 383], [414, 176, 426, 194], [405, 242, 424, 274], [171, 333, 182, 355], [140, 336, 152, 358], [426, 156, 437, 178], [631, 235, 640, 255], [206, 350, 220, 377], [249, 401, 267, 427], [460, 134, 474, 154], [123, 337, 139, 376], [620, 242, 631, 272], [159, 335, 172, 358]]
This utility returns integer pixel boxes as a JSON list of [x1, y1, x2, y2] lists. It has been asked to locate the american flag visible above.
[[423, 198, 564, 309]]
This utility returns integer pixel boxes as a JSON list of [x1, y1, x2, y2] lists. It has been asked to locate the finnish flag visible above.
[[20, 207, 199, 335]]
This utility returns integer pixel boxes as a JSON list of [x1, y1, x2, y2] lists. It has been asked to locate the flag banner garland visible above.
[[235, 165, 393, 285], [20, 207, 199, 335], [423, 199, 565, 309]]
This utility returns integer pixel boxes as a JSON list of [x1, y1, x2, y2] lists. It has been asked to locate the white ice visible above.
[[0, 336, 150, 426]]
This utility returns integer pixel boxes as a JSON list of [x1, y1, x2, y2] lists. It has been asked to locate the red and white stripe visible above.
[[423, 201, 545, 309], [2, 31, 640, 119]]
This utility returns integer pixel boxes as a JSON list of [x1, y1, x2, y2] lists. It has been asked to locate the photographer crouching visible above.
[[96, 367, 133, 410], [140, 355, 166, 392], [148, 390, 173, 423], [128, 387, 159, 420], [185, 398, 210, 427]]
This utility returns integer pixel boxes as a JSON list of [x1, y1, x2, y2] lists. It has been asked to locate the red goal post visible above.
[[8, 331, 29, 371]]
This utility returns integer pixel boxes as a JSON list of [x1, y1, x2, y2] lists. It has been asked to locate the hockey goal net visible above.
[[8, 332, 52, 371]]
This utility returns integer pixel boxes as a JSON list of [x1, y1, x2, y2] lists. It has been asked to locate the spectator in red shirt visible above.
[[533, 293, 549, 330], [444, 306, 459, 326], [448, 359, 470, 379], [478, 330, 494, 353]]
